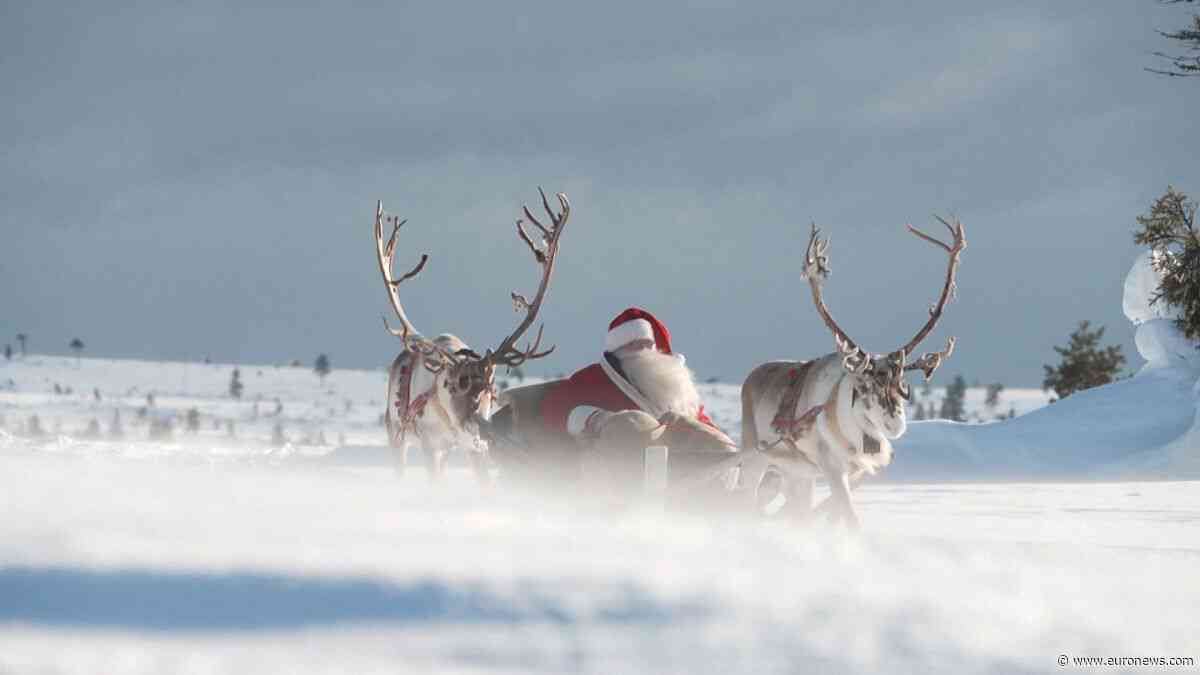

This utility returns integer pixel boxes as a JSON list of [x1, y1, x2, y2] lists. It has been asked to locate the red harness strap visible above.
[[770, 362, 817, 439], [392, 357, 438, 444]]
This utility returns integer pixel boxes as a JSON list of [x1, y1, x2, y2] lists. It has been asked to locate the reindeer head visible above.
[[436, 345, 497, 426], [802, 218, 965, 440], [375, 189, 570, 431]]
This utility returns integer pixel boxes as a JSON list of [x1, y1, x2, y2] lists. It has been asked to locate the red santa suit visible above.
[[541, 308, 718, 436]]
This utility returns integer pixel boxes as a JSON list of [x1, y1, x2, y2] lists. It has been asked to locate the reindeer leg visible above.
[[788, 476, 815, 516], [469, 447, 493, 488], [828, 470, 861, 531], [392, 441, 409, 478], [424, 445, 448, 482]]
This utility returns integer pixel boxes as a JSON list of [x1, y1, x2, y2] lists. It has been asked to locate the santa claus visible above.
[[541, 307, 729, 443]]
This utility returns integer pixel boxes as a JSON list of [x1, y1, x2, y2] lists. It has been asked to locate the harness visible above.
[[391, 357, 455, 446], [768, 366, 867, 455]]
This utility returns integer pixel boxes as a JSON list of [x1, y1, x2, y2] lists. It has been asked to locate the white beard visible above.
[[618, 350, 701, 417]]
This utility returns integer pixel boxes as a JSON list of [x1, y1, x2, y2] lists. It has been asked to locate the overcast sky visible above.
[[2, 1, 1196, 386]]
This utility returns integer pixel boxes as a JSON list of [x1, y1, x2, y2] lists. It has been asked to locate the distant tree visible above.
[[110, 410, 124, 439], [1148, 0, 1200, 77], [314, 353, 331, 382], [16, 333, 27, 356], [146, 392, 156, 408], [69, 338, 84, 363], [1043, 321, 1126, 399], [149, 417, 173, 440], [939, 375, 967, 422], [83, 418, 101, 439], [185, 408, 200, 433], [229, 369, 244, 400], [226, 419, 236, 438], [1134, 186, 1200, 338], [94, 387, 102, 402], [985, 383, 1004, 411], [3, 344, 10, 361], [912, 402, 927, 421], [27, 414, 43, 438], [272, 421, 286, 446]]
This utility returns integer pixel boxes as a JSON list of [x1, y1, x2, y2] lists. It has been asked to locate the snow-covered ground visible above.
[[1, 352, 1198, 674], [1, 445, 1198, 674]]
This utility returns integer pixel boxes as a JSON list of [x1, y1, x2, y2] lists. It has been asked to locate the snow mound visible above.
[[1123, 250, 1200, 373], [895, 252, 1200, 480]]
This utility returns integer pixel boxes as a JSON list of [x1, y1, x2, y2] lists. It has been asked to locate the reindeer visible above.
[[740, 217, 965, 528], [374, 189, 569, 483]]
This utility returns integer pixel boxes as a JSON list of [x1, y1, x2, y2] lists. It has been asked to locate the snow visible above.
[[1124, 250, 1200, 374], [893, 253, 1200, 481], [1, 252, 1199, 673]]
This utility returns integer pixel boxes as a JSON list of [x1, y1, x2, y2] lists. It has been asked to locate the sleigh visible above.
[[486, 380, 743, 507]]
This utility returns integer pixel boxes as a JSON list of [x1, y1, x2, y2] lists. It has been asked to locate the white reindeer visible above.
[[740, 218, 965, 528], [373, 189, 570, 483]]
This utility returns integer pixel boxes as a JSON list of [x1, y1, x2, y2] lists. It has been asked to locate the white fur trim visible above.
[[567, 406, 603, 436], [606, 318, 655, 352]]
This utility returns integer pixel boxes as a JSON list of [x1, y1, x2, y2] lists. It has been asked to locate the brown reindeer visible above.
[[374, 189, 569, 483], [740, 217, 965, 527]]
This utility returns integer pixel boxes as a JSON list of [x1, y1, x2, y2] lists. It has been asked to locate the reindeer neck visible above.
[[823, 372, 859, 453]]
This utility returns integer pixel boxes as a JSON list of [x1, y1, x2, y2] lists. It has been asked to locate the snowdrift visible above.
[[893, 251, 1200, 480]]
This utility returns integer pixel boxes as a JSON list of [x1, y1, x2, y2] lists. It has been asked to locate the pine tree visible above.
[[186, 408, 200, 433], [1043, 321, 1126, 399], [69, 338, 84, 362], [314, 353, 331, 382], [985, 383, 1004, 411], [3, 344, 10, 361], [1134, 186, 1200, 338], [16, 333, 26, 356], [1149, 1, 1200, 77], [229, 369, 244, 400], [939, 375, 967, 422]]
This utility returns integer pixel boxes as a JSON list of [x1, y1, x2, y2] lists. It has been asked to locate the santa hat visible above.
[[606, 307, 672, 354]]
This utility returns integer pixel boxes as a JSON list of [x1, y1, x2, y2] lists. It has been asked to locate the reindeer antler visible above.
[[488, 188, 571, 368], [803, 223, 871, 373], [895, 215, 966, 379], [373, 201, 457, 368]]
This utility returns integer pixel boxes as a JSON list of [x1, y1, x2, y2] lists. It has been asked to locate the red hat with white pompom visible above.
[[606, 307, 673, 354]]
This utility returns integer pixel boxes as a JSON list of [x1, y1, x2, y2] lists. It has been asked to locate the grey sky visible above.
[[2, 1, 1195, 386]]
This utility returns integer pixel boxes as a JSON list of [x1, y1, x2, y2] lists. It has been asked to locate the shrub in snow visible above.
[[109, 410, 124, 439], [229, 369, 244, 400]]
